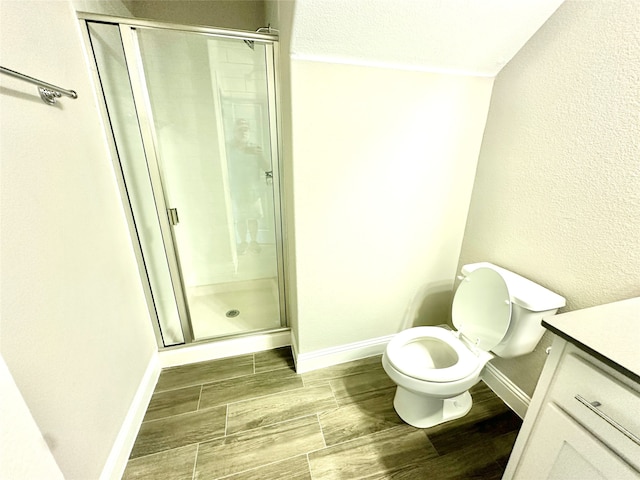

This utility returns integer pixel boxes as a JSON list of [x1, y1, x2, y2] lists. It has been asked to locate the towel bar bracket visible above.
[[39, 87, 62, 105], [1, 65, 78, 105]]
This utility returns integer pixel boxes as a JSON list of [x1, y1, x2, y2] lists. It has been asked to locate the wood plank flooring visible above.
[[123, 347, 521, 479]]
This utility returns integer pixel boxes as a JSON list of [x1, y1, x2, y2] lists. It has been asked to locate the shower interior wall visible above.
[[140, 34, 244, 288]]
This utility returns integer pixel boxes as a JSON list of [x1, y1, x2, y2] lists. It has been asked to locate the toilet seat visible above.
[[452, 267, 512, 351], [386, 327, 481, 382], [386, 267, 513, 383]]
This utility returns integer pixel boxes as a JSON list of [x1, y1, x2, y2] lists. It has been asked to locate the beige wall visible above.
[[267, 1, 498, 358], [0, 1, 157, 478], [458, 0, 640, 396], [290, 60, 494, 353], [0, 355, 64, 479], [126, 0, 266, 31]]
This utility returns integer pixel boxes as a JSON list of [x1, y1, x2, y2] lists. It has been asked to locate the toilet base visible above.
[[392, 386, 473, 429]]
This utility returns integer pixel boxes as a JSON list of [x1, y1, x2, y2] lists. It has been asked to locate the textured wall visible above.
[[458, 0, 640, 396]]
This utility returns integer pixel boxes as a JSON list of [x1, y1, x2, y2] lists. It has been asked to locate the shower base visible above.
[[187, 277, 280, 340]]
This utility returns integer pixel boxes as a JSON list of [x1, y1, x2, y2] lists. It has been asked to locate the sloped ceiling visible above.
[[290, 0, 565, 76]]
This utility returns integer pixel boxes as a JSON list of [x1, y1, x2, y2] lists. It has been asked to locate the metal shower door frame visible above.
[[117, 23, 195, 344], [79, 13, 287, 348]]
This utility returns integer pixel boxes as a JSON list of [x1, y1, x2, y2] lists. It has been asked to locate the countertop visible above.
[[542, 296, 640, 384]]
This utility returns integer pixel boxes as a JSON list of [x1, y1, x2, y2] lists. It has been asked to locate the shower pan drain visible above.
[[226, 309, 240, 318]]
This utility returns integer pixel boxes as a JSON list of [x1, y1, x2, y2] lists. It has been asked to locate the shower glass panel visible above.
[[135, 28, 282, 340], [85, 18, 284, 346], [87, 22, 184, 345]]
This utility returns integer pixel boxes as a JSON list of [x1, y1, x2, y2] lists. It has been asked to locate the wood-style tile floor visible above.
[[123, 347, 521, 479]]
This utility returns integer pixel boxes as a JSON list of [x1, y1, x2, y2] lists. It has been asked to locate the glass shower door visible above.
[[133, 27, 283, 340], [86, 21, 186, 346], [85, 18, 284, 345]]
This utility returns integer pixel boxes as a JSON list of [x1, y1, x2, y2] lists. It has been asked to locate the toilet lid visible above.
[[452, 267, 511, 351]]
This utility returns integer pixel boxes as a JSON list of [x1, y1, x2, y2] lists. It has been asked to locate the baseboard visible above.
[[100, 353, 161, 480], [294, 335, 394, 374], [290, 330, 300, 372], [294, 334, 529, 417], [481, 362, 530, 419], [158, 330, 291, 368]]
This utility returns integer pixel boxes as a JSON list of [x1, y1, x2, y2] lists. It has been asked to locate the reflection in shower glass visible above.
[[136, 28, 282, 340]]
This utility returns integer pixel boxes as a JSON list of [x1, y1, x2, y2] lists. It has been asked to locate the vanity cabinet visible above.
[[503, 298, 640, 480]]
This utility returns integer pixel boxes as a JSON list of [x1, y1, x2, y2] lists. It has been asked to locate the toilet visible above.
[[382, 262, 565, 428]]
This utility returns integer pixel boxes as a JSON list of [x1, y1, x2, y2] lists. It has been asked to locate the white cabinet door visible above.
[[515, 403, 638, 480]]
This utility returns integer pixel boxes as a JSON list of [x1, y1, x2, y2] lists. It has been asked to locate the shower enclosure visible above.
[[81, 15, 286, 347]]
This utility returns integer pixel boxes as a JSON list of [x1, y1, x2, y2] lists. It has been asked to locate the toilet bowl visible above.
[[382, 262, 565, 428]]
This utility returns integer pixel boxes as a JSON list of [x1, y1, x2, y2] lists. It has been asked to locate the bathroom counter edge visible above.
[[541, 296, 640, 385]]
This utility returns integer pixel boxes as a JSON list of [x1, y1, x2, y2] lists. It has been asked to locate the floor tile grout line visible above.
[[137, 404, 227, 426], [301, 368, 388, 389], [316, 413, 327, 449], [327, 379, 339, 406], [158, 354, 378, 393], [202, 382, 307, 413], [155, 370, 256, 394], [305, 423, 409, 457], [306, 453, 314, 480], [198, 366, 298, 393], [225, 411, 334, 438], [196, 384, 203, 411], [213, 454, 309, 480], [191, 443, 199, 480], [222, 382, 395, 442], [129, 441, 203, 463], [225, 383, 322, 410], [224, 403, 229, 437], [255, 364, 297, 375]]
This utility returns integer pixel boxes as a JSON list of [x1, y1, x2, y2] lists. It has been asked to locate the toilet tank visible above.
[[461, 262, 566, 358]]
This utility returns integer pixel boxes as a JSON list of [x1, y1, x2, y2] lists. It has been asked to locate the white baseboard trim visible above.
[[100, 353, 161, 480], [295, 335, 394, 374], [158, 330, 291, 369], [294, 334, 530, 418], [290, 330, 300, 372], [481, 362, 530, 419]]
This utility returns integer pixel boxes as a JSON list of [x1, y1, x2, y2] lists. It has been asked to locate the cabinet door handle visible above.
[[575, 394, 640, 446]]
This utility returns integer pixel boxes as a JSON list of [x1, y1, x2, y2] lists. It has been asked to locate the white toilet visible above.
[[382, 262, 565, 428]]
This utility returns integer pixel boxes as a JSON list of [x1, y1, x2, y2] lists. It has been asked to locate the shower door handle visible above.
[[167, 208, 179, 226]]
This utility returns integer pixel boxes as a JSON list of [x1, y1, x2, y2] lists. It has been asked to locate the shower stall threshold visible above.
[[158, 328, 291, 368]]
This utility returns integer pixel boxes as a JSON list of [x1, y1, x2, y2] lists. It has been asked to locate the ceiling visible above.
[[290, 0, 565, 76]]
